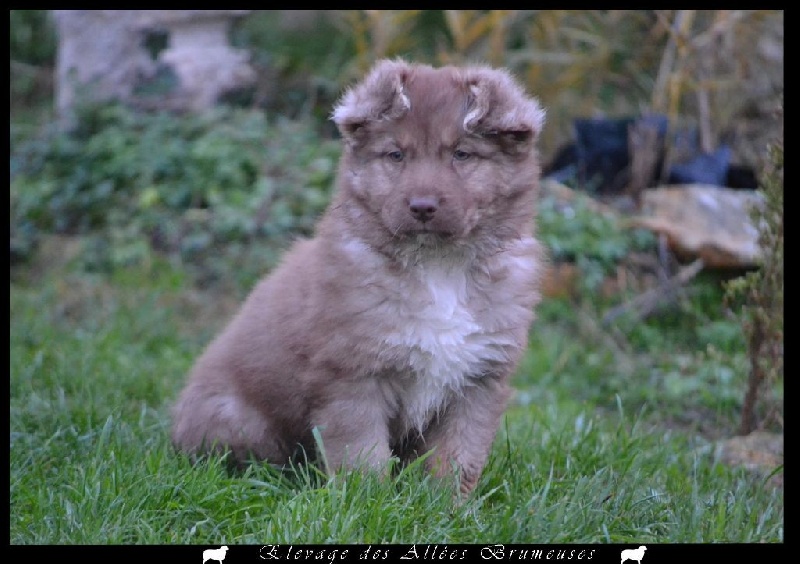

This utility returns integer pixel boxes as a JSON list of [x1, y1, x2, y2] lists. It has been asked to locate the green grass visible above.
[[10, 251, 783, 544]]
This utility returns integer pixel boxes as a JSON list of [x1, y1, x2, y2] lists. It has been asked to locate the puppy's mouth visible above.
[[395, 231, 460, 252], [398, 228, 455, 240]]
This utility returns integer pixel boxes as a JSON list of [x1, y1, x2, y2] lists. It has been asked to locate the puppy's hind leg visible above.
[[171, 379, 282, 466]]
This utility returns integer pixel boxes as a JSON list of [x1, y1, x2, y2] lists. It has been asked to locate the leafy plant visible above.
[[10, 102, 339, 283], [537, 190, 656, 292], [10, 10, 56, 66], [725, 106, 783, 434], [10, 10, 57, 124]]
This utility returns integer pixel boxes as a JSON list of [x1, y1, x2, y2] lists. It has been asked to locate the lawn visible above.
[[9, 237, 783, 544]]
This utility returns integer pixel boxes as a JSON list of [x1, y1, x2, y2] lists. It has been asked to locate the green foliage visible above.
[[235, 11, 354, 78], [725, 107, 783, 434], [10, 10, 57, 121], [11, 99, 662, 295], [516, 278, 749, 437], [10, 10, 57, 66], [10, 103, 339, 286], [14, 104, 265, 229], [231, 12, 354, 125], [537, 191, 656, 291]]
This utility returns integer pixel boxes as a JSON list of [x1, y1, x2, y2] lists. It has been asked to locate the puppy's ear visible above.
[[332, 59, 412, 141], [462, 68, 545, 152]]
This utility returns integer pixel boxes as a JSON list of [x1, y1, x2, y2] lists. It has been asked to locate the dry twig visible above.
[[602, 257, 705, 326]]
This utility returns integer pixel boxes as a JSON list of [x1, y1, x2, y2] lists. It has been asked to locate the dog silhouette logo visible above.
[[621, 546, 646, 564], [203, 546, 228, 564]]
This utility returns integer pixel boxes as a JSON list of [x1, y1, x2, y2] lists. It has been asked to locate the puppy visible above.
[[171, 59, 546, 495]]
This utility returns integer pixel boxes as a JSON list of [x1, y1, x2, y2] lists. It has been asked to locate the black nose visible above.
[[409, 197, 438, 222]]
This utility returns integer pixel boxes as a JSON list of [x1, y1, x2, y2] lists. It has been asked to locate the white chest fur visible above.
[[381, 262, 515, 431]]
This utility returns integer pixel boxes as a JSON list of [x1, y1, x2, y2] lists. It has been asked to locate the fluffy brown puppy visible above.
[[172, 59, 546, 495]]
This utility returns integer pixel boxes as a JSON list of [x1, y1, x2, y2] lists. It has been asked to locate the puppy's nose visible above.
[[409, 197, 438, 223]]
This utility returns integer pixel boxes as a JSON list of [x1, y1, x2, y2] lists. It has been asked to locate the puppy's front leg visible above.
[[311, 382, 392, 474], [423, 377, 512, 495]]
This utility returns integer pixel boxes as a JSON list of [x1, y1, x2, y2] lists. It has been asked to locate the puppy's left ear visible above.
[[462, 68, 545, 152], [331, 59, 413, 142]]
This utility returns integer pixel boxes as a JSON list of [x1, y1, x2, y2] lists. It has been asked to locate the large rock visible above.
[[714, 431, 783, 488], [138, 11, 255, 111], [53, 10, 255, 117], [628, 184, 765, 268], [536, 180, 767, 298], [53, 11, 154, 118]]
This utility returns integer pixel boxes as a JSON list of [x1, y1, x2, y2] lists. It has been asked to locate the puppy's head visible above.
[[332, 59, 545, 250]]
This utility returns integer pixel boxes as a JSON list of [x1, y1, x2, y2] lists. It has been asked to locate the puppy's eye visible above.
[[386, 150, 404, 162], [453, 149, 471, 161]]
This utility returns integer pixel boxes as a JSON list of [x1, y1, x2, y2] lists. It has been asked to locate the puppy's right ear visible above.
[[461, 67, 545, 152], [331, 59, 412, 140]]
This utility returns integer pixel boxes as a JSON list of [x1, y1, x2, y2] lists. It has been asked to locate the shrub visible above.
[[10, 102, 339, 279], [537, 190, 656, 292], [725, 106, 783, 434]]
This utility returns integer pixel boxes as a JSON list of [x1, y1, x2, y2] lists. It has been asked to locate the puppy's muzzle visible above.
[[408, 196, 439, 223]]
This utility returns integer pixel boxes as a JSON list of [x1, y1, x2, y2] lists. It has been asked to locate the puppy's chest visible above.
[[377, 264, 514, 429]]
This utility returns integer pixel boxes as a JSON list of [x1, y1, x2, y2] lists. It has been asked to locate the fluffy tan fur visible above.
[[172, 59, 546, 494]]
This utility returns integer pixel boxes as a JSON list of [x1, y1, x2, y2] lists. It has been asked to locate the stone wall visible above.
[[53, 10, 255, 118]]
